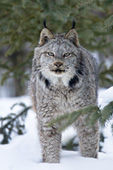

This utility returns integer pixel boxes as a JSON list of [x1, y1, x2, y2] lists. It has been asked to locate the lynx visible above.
[[29, 21, 99, 163]]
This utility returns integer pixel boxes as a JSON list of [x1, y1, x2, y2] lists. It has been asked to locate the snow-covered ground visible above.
[[0, 87, 113, 170]]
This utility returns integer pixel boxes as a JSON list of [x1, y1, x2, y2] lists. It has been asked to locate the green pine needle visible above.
[[48, 105, 100, 131], [101, 101, 113, 126], [48, 102, 113, 131]]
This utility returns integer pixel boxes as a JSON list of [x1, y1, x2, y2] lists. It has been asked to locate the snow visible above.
[[98, 86, 113, 108], [0, 87, 113, 170]]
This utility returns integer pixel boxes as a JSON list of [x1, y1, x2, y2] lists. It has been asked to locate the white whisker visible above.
[[38, 67, 49, 73]]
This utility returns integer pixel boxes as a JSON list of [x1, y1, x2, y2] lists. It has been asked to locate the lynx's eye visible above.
[[63, 52, 71, 58], [47, 52, 54, 57]]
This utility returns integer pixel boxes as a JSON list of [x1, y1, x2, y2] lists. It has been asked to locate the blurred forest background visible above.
[[0, 0, 113, 148], [0, 0, 113, 97]]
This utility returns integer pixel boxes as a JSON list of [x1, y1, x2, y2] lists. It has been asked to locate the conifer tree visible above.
[[0, 0, 113, 91]]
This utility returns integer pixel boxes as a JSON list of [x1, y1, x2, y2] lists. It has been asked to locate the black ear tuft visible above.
[[72, 19, 76, 29], [43, 19, 47, 28]]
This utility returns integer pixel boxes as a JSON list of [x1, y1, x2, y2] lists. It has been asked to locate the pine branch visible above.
[[48, 105, 100, 131], [0, 103, 31, 144], [101, 101, 113, 126], [49, 101, 113, 131], [0, 106, 31, 133]]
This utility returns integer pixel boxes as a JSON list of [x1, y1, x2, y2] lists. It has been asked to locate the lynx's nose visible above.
[[54, 61, 63, 67]]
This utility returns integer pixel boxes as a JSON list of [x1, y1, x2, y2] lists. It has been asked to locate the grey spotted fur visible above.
[[29, 27, 99, 163]]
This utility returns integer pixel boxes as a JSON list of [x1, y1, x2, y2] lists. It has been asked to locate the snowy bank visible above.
[[0, 87, 113, 170]]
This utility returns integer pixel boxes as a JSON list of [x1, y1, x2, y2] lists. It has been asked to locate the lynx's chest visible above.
[[52, 88, 85, 113], [36, 78, 85, 114]]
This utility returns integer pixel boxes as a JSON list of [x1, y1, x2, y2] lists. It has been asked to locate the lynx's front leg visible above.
[[37, 113, 61, 163], [77, 118, 99, 158]]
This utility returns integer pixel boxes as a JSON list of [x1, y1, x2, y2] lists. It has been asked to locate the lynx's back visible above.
[[29, 23, 99, 163]]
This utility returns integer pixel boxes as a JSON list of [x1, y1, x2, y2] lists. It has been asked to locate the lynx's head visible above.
[[34, 22, 85, 88]]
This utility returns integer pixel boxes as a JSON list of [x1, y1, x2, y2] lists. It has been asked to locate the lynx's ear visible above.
[[39, 28, 55, 46], [65, 29, 80, 47]]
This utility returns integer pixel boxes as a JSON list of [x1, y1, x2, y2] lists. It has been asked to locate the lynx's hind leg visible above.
[[76, 118, 99, 158]]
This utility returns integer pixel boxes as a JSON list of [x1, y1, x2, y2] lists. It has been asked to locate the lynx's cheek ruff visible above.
[[68, 75, 79, 88]]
